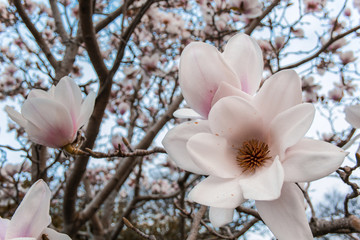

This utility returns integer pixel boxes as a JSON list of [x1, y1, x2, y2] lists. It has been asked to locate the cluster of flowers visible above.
[[162, 33, 349, 239], [2, 33, 359, 239]]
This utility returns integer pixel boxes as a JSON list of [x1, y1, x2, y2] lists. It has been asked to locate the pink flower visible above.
[[5, 77, 96, 148], [163, 69, 346, 239], [229, 0, 262, 18], [177, 33, 263, 118], [0, 180, 70, 240]]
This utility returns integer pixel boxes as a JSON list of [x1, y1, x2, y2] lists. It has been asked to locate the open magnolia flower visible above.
[[0, 180, 71, 240], [163, 69, 347, 239], [176, 33, 263, 119], [5, 77, 96, 148]]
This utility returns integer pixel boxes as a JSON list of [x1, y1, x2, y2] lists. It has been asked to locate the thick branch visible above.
[[187, 205, 207, 240], [311, 216, 360, 237], [11, 0, 58, 69], [79, 0, 109, 82], [49, 0, 69, 42]]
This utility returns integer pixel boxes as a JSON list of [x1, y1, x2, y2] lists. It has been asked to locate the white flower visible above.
[[5, 77, 96, 148], [0, 180, 71, 240], [163, 54, 346, 239]]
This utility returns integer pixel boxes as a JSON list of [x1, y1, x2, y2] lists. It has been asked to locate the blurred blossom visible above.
[[322, 37, 347, 52], [291, 28, 304, 38], [344, 8, 351, 17], [229, 0, 262, 18], [274, 36, 285, 50], [5, 77, 96, 148], [0, 180, 71, 240], [303, 0, 326, 12], [328, 88, 343, 101], [339, 51, 357, 65]]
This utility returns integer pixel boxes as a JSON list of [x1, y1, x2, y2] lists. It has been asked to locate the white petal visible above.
[[238, 156, 284, 201], [54, 77, 82, 123], [6, 180, 51, 239], [27, 89, 52, 99], [270, 103, 315, 157], [41, 228, 71, 240], [5, 106, 27, 128], [209, 207, 234, 228], [22, 98, 75, 148], [0, 218, 9, 240], [208, 96, 264, 146], [211, 81, 253, 107], [254, 70, 302, 125], [256, 183, 313, 240], [223, 33, 263, 95], [187, 133, 241, 178], [162, 121, 210, 175], [283, 139, 347, 182], [77, 91, 96, 128], [179, 42, 240, 118], [173, 108, 202, 119], [188, 176, 244, 208], [345, 104, 360, 128]]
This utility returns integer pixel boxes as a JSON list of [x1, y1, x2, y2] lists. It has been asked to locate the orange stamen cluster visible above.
[[236, 139, 271, 174]]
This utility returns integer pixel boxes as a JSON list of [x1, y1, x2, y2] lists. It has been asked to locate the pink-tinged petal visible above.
[[0, 218, 9, 240], [10, 238, 36, 240], [255, 183, 313, 240], [77, 91, 96, 128], [345, 104, 360, 128], [27, 89, 52, 99], [179, 42, 240, 117], [22, 98, 75, 148], [238, 156, 284, 201], [222, 33, 263, 95], [211, 81, 253, 107], [254, 70, 302, 125], [209, 96, 264, 146], [188, 176, 244, 208], [187, 133, 241, 178], [270, 103, 315, 157], [283, 139, 347, 182], [5, 106, 27, 128], [162, 121, 210, 175], [54, 77, 82, 126], [173, 108, 202, 119], [209, 207, 234, 228], [6, 180, 51, 239], [41, 228, 71, 240]]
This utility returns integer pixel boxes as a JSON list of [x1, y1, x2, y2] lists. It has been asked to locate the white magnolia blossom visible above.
[[0, 180, 71, 240], [5, 77, 96, 148], [162, 33, 347, 240]]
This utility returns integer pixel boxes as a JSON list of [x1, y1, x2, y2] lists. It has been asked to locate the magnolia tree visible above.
[[0, 0, 360, 239]]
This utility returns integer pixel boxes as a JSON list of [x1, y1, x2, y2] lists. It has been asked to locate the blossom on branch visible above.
[[0, 180, 70, 240], [5, 77, 96, 148], [163, 34, 347, 240]]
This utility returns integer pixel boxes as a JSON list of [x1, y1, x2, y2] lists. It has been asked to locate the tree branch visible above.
[[11, 0, 58, 69]]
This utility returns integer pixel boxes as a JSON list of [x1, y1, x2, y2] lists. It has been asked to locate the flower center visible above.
[[236, 139, 271, 174]]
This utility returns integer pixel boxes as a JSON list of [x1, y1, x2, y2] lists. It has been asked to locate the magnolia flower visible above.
[[177, 33, 263, 119], [163, 70, 346, 239], [0, 180, 71, 240], [5, 77, 96, 148], [228, 0, 262, 18]]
